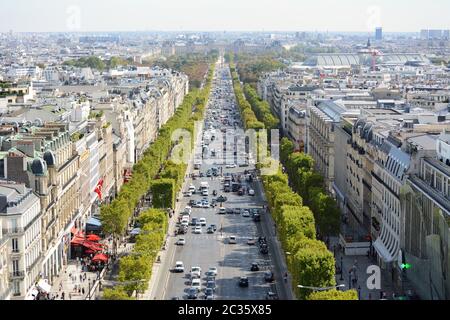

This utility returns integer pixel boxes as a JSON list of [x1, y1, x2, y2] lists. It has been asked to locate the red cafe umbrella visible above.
[[86, 234, 101, 242], [84, 249, 96, 254], [92, 253, 108, 263]]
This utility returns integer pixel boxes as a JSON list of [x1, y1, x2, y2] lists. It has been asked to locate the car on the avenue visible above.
[[199, 218, 207, 226], [204, 288, 214, 299], [208, 267, 218, 276], [191, 278, 202, 292], [194, 226, 202, 234], [228, 236, 237, 244], [176, 238, 186, 246], [174, 261, 184, 273], [206, 281, 216, 292], [239, 277, 249, 287], [191, 267, 202, 279], [251, 263, 259, 272], [187, 288, 198, 300], [264, 271, 275, 282], [242, 210, 250, 217]]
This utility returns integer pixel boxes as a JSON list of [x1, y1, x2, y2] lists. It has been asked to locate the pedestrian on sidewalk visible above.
[[61, 292, 65, 300], [82, 288, 85, 295]]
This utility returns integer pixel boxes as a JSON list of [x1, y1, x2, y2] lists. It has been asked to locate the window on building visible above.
[[12, 259, 19, 274], [13, 280, 20, 296], [12, 238, 19, 253]]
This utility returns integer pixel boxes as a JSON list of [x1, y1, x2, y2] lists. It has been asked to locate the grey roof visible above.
[[382, 54, 429, 64], [303, 54, 360, 67], [317, 101, 348, 122], [407, 135, 438, 151]]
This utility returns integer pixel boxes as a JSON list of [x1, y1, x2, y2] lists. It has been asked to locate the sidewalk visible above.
[[49, 260, 99, 300], [329, 237, 397, 300]]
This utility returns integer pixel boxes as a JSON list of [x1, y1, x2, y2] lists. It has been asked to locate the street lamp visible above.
[[340, 256, 344, 281], [297, 284, 346, 292]]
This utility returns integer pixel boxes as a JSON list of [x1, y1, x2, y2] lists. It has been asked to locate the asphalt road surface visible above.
[[156, 58, 290, 301]]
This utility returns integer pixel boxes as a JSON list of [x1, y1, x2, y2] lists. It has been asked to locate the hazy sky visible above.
[[1, 0, 449, 33]]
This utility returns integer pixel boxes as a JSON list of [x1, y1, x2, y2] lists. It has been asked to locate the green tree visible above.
[[150, 179, 176, 209], [103, 287, 136, 300], [309, 191, 341, 237], [292, 239, 336, 299], [119, 255, 152, 296], [307, 289, 358, 300]]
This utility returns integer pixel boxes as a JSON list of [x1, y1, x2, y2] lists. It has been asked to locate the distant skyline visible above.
[[1, 0, 449, 33]]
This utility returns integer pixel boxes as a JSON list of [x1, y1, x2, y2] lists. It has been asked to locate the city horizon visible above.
[[1, 0, 449, 33]]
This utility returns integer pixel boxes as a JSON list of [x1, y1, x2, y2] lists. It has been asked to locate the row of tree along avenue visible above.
[[225, 51, 356, 300], [101, 64, 215, 299]]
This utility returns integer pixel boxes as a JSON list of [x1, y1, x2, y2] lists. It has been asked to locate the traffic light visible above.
[[401, 263, 411, 270]]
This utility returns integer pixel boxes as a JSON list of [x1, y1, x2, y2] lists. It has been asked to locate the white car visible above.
[[194, 226, 202, 234], [208, 267, 218, 276], [199, 218, 207, 226], [228, 236, 237, 244], [242, 210, 250, 217], [248, 189, 255, 196], [175, 261, 184, 273], [191, 267, 202, 278], [184, 206, 192, 215], [202, 201, 210, 208], [189, 185, 196, 193], [191, 278, 202, 292], [181, 221, 189, 228], [176, 238, 186, 246], [202, 190, 209, 197], [226, 164, 237, 169]]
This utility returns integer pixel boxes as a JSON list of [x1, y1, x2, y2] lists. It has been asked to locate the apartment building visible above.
[[1, 124, 81, 283], [0, 183, 41, 299], [0, 216, 11, 300], [401, 132, 450, 300]]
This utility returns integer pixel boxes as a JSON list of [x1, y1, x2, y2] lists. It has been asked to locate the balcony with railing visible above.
[[2, 227, 24, 236], [10, 270, 25, 279]]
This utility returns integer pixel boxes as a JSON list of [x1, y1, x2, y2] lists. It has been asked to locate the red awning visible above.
[[92, 253, 108, 263], [71, 227, 78, 234], [71, 236, 85, 245], [86, 234, 101, 242]]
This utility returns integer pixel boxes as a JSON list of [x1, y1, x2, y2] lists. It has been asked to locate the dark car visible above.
[[216, 196, 228, 203], [238, 188, 244, 196], [187, 288, 198, 300], [204, 288, 214, 299], [207, 227, 214, 234], [210, 224, 218, 232], [251, 263, 259, 272], [239, 277, 249, 287], [206, 281, 216, 291], [233, 208, 241, 215], [264, 271, 275, 282], [226, 208, 234, 214], [260, 245, 269, 255], [253, 214, 261, 222], [189, 200, 197, 206]]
